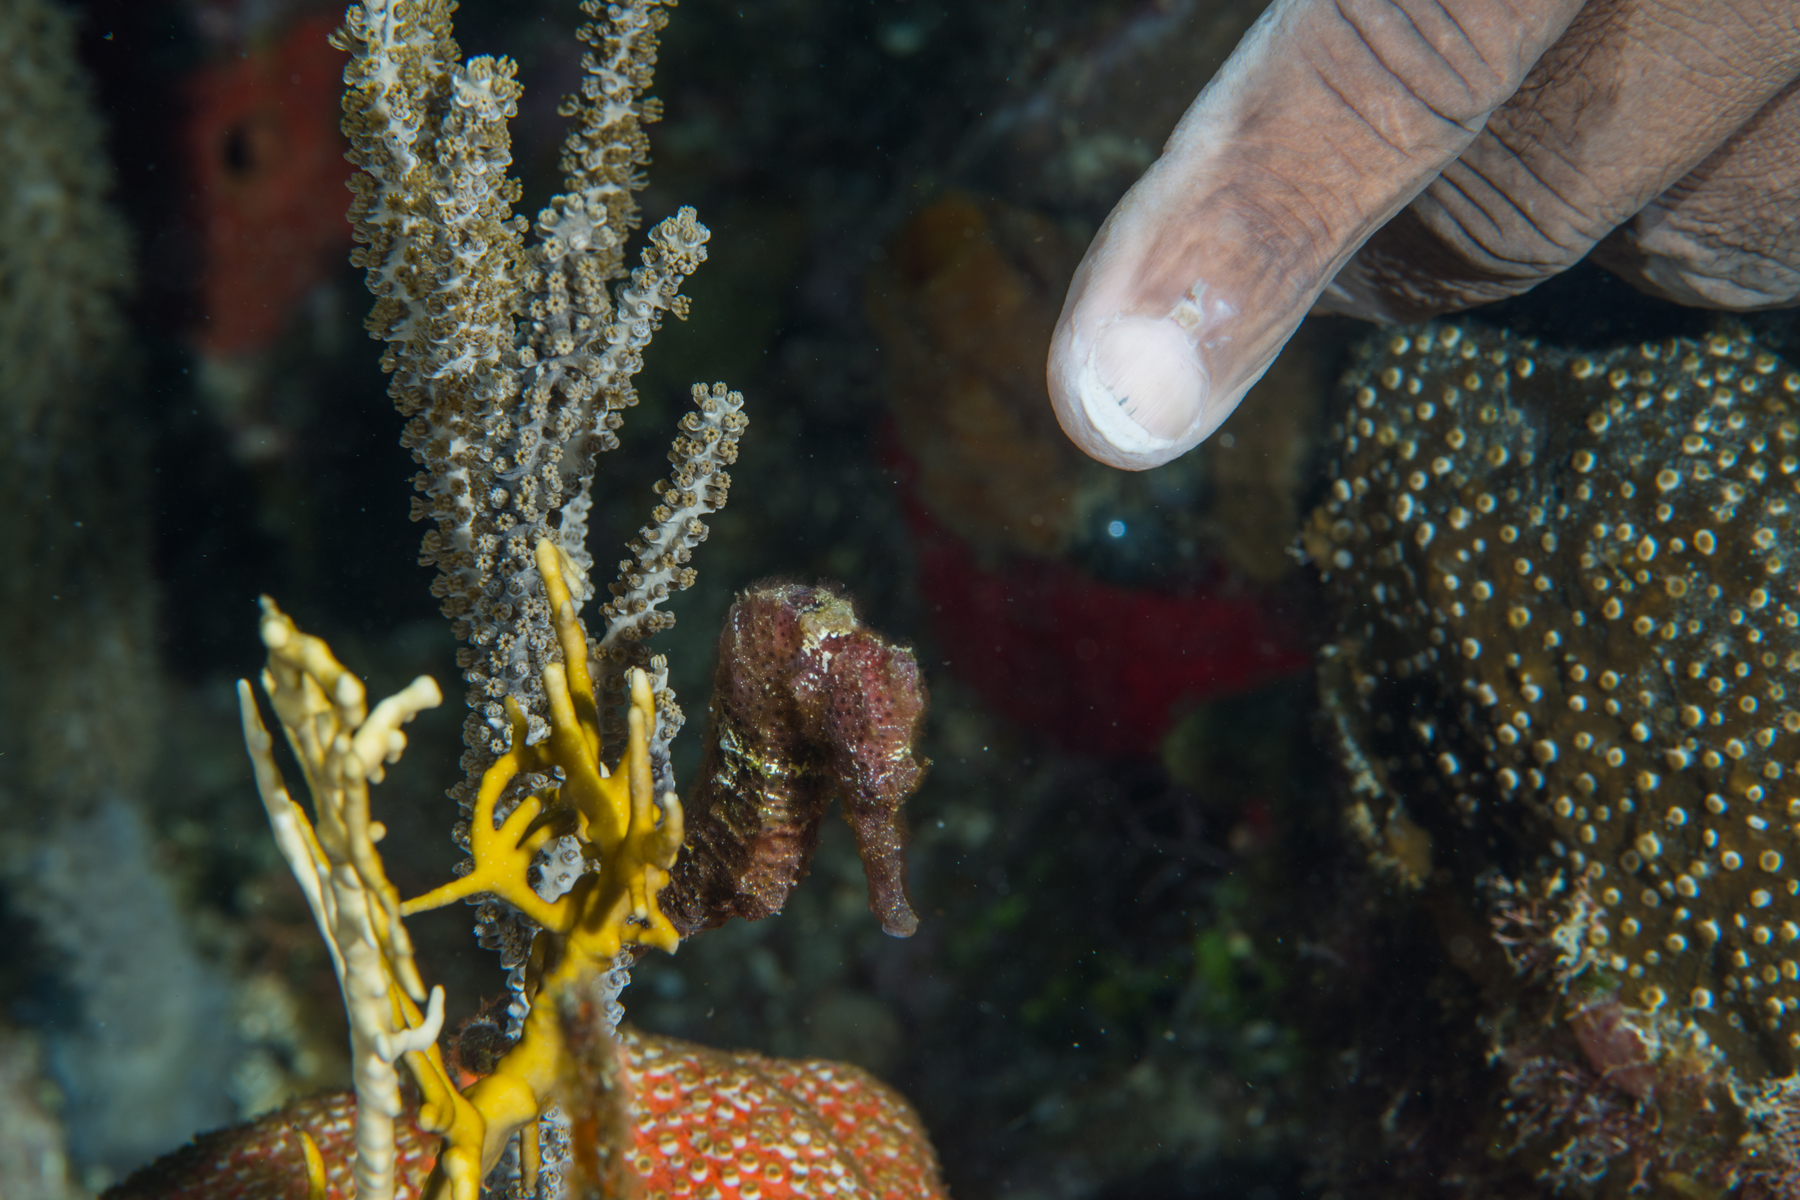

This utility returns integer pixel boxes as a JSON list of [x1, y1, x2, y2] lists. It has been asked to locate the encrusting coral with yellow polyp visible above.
[[240, 537, 684, 1200], [1309, 319, 1800, 1193]]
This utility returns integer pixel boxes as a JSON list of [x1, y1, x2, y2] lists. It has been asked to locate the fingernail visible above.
[[1079, 316, 1207, 455]]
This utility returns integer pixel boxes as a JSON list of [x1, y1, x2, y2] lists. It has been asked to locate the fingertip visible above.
[[1094, 316, 1209, 441], [1049, 315, 1212, 471]]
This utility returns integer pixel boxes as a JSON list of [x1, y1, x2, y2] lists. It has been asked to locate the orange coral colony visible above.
[[107, 1028, 948, 1200], [613, 1027, 948, 1200]]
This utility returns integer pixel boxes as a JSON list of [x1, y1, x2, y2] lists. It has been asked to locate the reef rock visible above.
[[1308, 320, 1800, 1093]]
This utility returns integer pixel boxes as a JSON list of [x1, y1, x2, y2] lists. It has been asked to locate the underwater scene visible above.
[[3, 0, 1798, 1197]]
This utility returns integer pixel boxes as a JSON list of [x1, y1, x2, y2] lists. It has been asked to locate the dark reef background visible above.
[[7, 1, 1793, 1198]]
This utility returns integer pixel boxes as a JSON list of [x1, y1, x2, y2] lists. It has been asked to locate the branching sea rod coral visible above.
[[332, 0, 745, 1038], [335, 0, 735, 760], [1307, 319, 1800, 1187]]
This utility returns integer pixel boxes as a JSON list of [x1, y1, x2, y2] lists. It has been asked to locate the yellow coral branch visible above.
[[245, 539, 688, 1200], [297, 1128, 326, 1200], [422, 539, 687, 1196], [537, 537, 602, 761], [400, 699, 574, 930], [542, 659, 629, 853], [239, 598, 445, 1200]]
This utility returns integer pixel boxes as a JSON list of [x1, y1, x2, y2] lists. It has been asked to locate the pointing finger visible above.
[[1048, 0, 1584, 470]]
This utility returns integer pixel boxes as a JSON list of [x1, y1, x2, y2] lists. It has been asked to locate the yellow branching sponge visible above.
[[241, 538, 684, 1200]]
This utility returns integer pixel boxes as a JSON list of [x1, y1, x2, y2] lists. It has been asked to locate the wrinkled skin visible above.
[[1048, 0, 1800, 470]]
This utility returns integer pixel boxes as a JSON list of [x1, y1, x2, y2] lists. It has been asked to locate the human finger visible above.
[[1318, 0, 1800, 320], [1047, 0, 1586, 471], [1591, 77, 1800, 309]]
